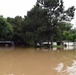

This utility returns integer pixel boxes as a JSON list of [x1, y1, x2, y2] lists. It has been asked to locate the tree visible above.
[[70, 29, 76, 42], [7, 16, 24, 46], [37, 0, 75, 48], [55, 22, 73, 41], [0, 16, 13, 41], [21, 5, 48, 46], [63, 31, 73, 41]]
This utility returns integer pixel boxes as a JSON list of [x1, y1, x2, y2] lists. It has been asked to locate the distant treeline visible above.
[[0, 0, 75, 47]]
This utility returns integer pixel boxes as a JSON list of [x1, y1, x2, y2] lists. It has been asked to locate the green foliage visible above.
[[7, 16, 24, 45], [0, 0, 75, 47], [70, 29, 76, 42], [21, 5, 48, 46], [36, 0, 75, 48], [20, 0, 75, 47], [63, 31, 73, 41], [0, 16, 13, 40]]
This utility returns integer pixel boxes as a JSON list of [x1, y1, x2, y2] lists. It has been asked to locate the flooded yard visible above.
[[0, 47, 76, 75]]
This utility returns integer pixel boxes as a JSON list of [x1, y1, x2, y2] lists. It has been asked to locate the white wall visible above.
[[37, 42, 76, 46], [64, 42, 75, 46]]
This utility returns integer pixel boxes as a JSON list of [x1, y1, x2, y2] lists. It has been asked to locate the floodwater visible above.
[[0, 46, 76, 75]]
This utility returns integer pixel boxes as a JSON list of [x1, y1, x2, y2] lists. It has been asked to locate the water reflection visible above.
[[36, 46, 76, 51], [53, 46, 76, 50], [0, 47, 14, 51], [64, 46, 76, 50], [54, 60, 76, 75]]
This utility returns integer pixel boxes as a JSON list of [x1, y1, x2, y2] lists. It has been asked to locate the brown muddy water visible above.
[[0, 47, 76, 75]]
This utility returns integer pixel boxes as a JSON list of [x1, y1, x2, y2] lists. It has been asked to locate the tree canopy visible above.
[[0, 16, 13, 41], [21, 0, 75, 47], [0, 0, 75, 47]]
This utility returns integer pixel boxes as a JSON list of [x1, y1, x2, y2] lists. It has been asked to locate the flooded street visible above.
[[0, 47, 76, 75]]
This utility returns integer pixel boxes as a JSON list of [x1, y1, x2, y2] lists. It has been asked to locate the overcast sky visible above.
[[0, 0, 36, 18], [63, 0, 76, 28], [0, 0, 76, 27]]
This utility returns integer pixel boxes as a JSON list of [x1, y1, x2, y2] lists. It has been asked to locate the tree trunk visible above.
[[34, 40, 37, 47], [50, 36, 53, 49], [47, 39, 50, 48]]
